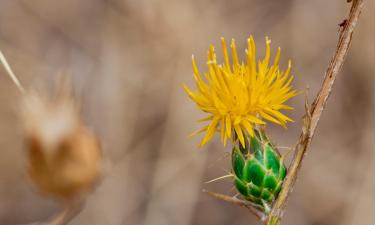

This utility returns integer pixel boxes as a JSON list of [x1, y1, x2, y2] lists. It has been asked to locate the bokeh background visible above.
[[0, 0, 374, 225]]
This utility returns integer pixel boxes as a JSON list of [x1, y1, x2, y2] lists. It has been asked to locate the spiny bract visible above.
[[232, 130, 286, 213], [184, 36, 297, 147]]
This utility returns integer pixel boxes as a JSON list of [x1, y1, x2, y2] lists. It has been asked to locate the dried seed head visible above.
[[0, 50, 101, 201], [21, 90, 101, 201]]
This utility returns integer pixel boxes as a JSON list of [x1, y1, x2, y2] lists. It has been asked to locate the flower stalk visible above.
[[266, 0, 364, 224]]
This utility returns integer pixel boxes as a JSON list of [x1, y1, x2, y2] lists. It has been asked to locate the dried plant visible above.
[[0, 51, 102, 225]]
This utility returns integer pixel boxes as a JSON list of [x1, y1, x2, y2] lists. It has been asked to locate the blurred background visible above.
[[0, 0, 373, 224]]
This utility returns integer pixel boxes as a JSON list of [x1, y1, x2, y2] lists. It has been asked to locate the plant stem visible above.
[[266, 0, 364, 224], [0, 50, 26, 94], [46, 201, 83, 225], [203, 190, 266, 221]]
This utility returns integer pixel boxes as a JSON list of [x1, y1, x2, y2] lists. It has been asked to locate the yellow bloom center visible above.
[[184, 36, 297, 147]]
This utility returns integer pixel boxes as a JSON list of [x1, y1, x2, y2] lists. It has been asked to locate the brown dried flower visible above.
[[21, 90, 102, 201]]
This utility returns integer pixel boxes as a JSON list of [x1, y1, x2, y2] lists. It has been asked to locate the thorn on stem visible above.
[[339, 19, 348, 29]]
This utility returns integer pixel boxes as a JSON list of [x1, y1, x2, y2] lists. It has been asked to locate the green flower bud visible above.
[[232, 130, 286, 213]]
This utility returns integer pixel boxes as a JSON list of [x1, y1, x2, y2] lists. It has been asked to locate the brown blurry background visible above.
[[0, 0, 374, 225]]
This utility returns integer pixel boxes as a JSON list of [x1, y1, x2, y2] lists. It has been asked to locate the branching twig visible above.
[[203, 190, 265, 221], [46, 202, 83, 225], [267, 0, 364, 224], [0, 50, 25, 94], [0, 50, 84, 225], [17, 201, 83, 225]]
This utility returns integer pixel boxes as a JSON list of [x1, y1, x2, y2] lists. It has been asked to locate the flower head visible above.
[[21, 87, 102, 200], [184, 36, 297, 147]]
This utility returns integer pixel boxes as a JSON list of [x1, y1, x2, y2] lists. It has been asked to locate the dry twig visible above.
[[267, 0, 364, 224], [203, 190, 265, 221], [0, 51, 85, 225], [0, 50, 25, 94], [45, 202, 83, 225]]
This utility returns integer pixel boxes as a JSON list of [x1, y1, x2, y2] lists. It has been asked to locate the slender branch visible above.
[[41, 201, 83, 225], [267, 0, 364, 224], [46, 202, 82, 225], [0, 50, 26, 94], [203, 190, 265, 221], [17, 201, 83, 225]]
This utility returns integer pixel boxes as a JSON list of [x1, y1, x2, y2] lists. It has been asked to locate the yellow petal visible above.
[[246, 115, 266, 125], [221, 37, 231, 71], [234, 125, 245, 147], [241, 120, 255, 137], [189, 125, 208, 138], [225, 115, 232, 138], [199, 117, 220, 147], [231, 39, 239, 72]]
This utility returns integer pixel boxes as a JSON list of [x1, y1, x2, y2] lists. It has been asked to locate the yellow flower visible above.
[[183, 36, 297, 147]]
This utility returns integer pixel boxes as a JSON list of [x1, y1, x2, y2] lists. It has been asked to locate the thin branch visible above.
[[46, 209, 71, 225], [267, 0, 364, 224], [0, 50, 26, 94], [205, 174, 234, 184], [42, 200, 83, 225], [203, 190, 265, 221], [16, 201, 83, 225]]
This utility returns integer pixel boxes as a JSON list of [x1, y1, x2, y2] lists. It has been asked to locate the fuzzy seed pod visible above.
[[21, 90, 101, 201], [232, 130, 286, 213]]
